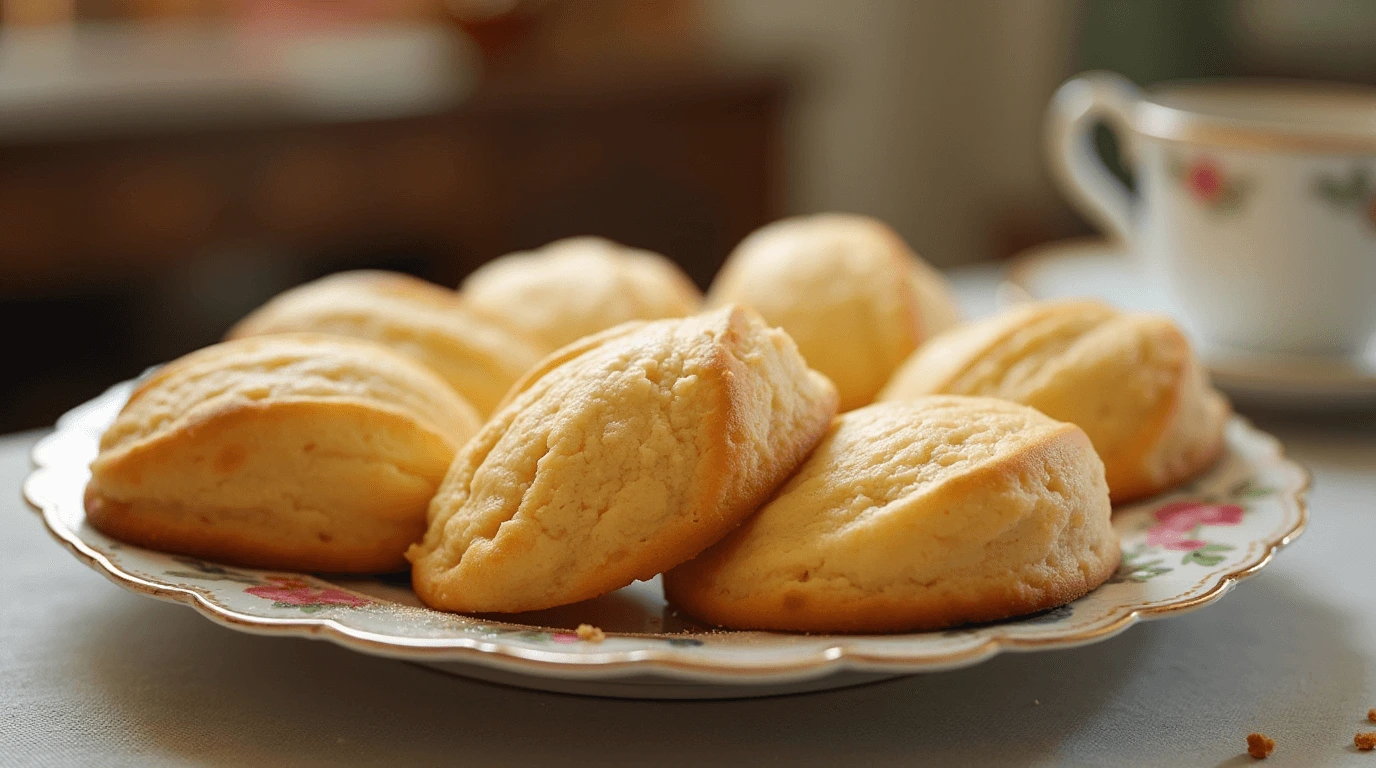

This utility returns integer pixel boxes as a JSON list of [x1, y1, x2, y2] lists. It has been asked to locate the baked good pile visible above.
[[85, 214, 1231, 634]]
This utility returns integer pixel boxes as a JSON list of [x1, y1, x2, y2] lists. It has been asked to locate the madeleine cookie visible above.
[[879, 300, 1230, 503], [707, 213, 961, 411], [228, 270, 544, 416], [664, 397, 1119, 633], [407, 305, 839, 613], [461, 237, 702, 352], [86, 334, 483, 573]]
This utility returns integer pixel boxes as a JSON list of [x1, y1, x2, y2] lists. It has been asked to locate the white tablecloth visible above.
[[3, 271, 1375, 766]]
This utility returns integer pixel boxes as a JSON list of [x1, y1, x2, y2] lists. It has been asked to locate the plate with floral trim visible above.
[[24, 381, 1309, 699]]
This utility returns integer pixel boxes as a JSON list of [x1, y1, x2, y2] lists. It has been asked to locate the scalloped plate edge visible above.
[[23, 386, 1310, 686]]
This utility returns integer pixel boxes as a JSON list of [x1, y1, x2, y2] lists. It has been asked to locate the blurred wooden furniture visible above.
[[0, 50, 784, 294], [445, 62, 785, 287], [0, 22, 787, 431]]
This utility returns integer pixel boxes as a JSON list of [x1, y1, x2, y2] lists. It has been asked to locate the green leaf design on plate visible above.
[[1109, 545, 1174, 583], [269, 602, 327, 613], [1131, 566, 1173, 582], [165, 557, 262, 585], [1183, 551, 1226, 567], [1227, 480, 1275, 500], [165, 570, 261, 585]]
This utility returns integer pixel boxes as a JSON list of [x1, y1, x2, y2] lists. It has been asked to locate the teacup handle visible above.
[[1045, 71, 1143, 245]]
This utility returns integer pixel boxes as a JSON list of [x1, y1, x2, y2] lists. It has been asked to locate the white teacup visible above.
[[1047, 71, 1376, 357]]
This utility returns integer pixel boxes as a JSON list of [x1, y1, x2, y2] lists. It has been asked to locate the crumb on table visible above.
[[1368, 708, 1376, 723], [576, 623, 606, 643], [1246, 733, 1275, 759], [1356, 732, 1376, 751]]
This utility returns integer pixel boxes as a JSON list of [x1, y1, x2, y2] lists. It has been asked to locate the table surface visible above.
[[3, 271, 1375, 767]]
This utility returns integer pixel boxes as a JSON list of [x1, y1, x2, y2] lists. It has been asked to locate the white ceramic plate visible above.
[[1006, 238, 1376, 409], [24, 381, 1308, 699]]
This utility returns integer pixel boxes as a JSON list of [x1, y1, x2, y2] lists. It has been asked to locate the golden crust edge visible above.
[[86, 400, 459, 573], [663, 422, 1120, 633], [410, 307, 838, 613]]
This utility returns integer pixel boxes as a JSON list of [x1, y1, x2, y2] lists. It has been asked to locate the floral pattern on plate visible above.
[[24, 381, 1308, 685], [166, 559, 373, 612]]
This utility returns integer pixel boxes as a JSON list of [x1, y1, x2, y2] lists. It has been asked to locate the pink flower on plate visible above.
[[1147, 531, 1208, 551], [245, 576, 371, 608], [1155, 501, 1244, 529], [551, 633, 580, 644], [1145, 501, 1245, 552]]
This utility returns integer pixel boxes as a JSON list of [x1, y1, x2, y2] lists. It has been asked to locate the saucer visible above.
[[1006, 238, 1376, 410]]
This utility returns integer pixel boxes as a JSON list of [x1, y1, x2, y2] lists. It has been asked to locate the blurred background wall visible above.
[[704, 0, 1082, 267], [4, 0, 1376, 432]]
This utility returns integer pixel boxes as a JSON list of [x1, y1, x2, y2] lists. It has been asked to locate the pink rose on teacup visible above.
[[1186, 158, 1225, 203]]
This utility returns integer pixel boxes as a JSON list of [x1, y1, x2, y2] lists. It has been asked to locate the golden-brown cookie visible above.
[[707, 213, 961, 411], [664, 396, 1119, 633], [407, 305, 839, 613], [879, 300, 1230, 503], [461, 237, 702, 352], [86, 334, 483, 573], [228, 270, 544, 416]]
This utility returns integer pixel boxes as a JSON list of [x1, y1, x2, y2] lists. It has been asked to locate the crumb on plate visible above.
[[1368, 708, 1376, 723], [1356, 732, 1376, 751], [1246, 733, 1275, 759], [576, 623, 606, 643]]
